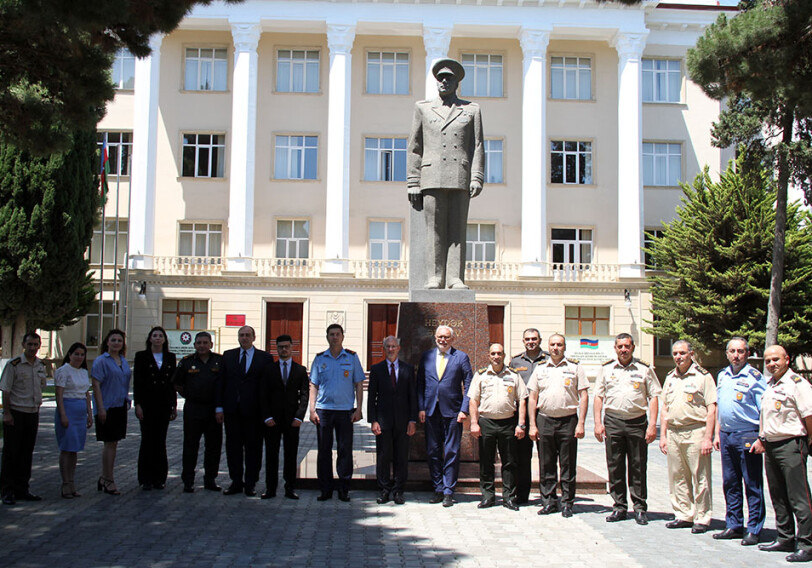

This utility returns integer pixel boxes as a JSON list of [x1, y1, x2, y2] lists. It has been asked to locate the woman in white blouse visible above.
[[54, 342, 93, 498]]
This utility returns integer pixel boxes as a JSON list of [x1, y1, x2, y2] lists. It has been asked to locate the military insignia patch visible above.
[[344, 370, 349, 378], [564, 379, 571, 386], [507, 386, 513, 395], [776, 401, 782, 410], [633, 382, 640, 390], [736, 392, 743, 401], [686, 393, 693, 402]]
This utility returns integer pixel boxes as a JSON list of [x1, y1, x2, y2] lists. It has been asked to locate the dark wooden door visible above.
[[367, 304, 398, 370], [265, 302, 304, 365], [487, 305, 504, 347]]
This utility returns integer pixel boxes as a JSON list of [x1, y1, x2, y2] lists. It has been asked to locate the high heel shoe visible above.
[[97, 477, 120, 496]]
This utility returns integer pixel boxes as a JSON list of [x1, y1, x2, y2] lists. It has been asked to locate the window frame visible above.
[[181, 133, 226, 179], [162, 299, 209, 331], [551, 227, 593, 265], [459, 52, 504, 98], [642, 58, 682, 104], [273, 134, 319, 180], [368, 219, 403, 262], [178, 222, 223, 258], [85, 300, 115, 347], [183, 46, 229, 92], [466, 222, 497, 263], [89, 219, 129, 267], [275, 48, 321, 94], [550, 139, 594, 185], [644, 228, 665, 270], [363, 136, 408, 182], [365, 50, 411, 96], [97, 132, 133, 177], [549, 55, 593, 101], [484, 138, 504, 184], [111, 49, 135, 90], [564, 306, 610, 336], [643, 141, 682, 187], [276, 218, 310, 259]]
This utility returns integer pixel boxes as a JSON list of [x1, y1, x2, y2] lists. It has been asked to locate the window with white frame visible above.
[[484, 139, 503, 184], [644, 229, 665, 270], [550, 56, 591, 100], [466, 223, 496, 262], [642, 59, 681, 103], [90, 220, 129, 266], [111, 49, 135, 90], [643, 142, 681, 186], [565, 306, 609, 336], [367, 51, 409, 95], [369, 221, 402, 261], [178, 223, 222, 257], [276, 220, 309, 258], [460, 53, 503, 98], [274, 135, 318, 180], [551, 228, 592, 265], [551, 141, 592, 184], [364, 137, 407, 182], [182, 134, 225, 178], [97, 132, 132, 177], [86, 301, 115, 347], [162, 299, 209, 330], [276, 49, 320, 93], [184, 47, 228, 91]]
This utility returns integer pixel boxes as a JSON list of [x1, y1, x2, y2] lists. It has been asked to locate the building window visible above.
[[551, 228, 592, 265], [182, 134, 225, 178], [643, 142, 681, 186], [367, 51, 409, 95], [642, 58, 681, 103], [274, 135, 318, 180], [364, 137, 407, 182], [111, 49, 135, 90], [179, 223, 222, 257], [97, 132, 132, 177], [90, 220, 129, 266], [369, 221, 402, 261], [565, 306, 610, 336], [460, 53, 503, 98], [484, 139, 503, 183], [184, 47, 228, 91], [550, 56, 591, 100], [276, 220, 309, 258], [162, 299, 208, 330], [466, 223, 496, 262], [551, 141, 592, 184], [644, 229, 665, 270], [86, 301, 115, 347], [276, 49, 320, 93]]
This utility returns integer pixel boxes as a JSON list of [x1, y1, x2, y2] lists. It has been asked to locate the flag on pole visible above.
[[99, 138, 110, 200], [580, 338, 599, 349]]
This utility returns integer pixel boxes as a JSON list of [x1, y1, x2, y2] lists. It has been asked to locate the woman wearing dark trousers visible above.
[[133, 327, 177, 490]]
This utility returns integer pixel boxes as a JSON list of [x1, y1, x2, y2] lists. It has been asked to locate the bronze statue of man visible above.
[[407, 58, 484, 290]]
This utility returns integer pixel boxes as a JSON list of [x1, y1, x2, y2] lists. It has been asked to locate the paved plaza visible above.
[[0, 393, 805, 568]]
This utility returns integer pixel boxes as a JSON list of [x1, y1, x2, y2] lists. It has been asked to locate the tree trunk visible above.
[[764, 111, 793, 350]]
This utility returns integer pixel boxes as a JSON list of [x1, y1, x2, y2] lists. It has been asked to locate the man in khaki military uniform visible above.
[[528, 334, 588, 517], [659, 340, 717, 533], [0, 332, 47, 505], [469, 343, 527, 511], [594, 333, 660, 525], [751, 345, 812, 563]]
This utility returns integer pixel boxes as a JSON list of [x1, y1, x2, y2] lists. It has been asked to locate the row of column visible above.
[[127, 21, 648, 279]]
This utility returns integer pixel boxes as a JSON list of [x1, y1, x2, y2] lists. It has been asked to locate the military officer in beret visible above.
[[659, 340, 717, 533], [469, 343, 527, 511], [751, 345, 812, 563], [509, 328, 548, 504], [528, 334, 589, 518], [594, 333, 660, 525]]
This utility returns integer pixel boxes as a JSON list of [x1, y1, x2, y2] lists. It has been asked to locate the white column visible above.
[[613, 32, 647, 279], [519, 28, 550, 277], [226, 22, 261, 272], [423, 25, 452, 99], [129, 34, 163, 270], [322, 23, 355, 274]]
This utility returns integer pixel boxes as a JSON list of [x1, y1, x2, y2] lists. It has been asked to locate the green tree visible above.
[[686, 0, 812, 348], [0, 0, 241, 155], [645, 157, 812, 355], [0, 131, 101, 348]]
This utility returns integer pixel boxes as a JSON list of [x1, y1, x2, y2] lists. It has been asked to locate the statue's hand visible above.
[[469, 181, 482, 198], [408, 191, 422, 206]]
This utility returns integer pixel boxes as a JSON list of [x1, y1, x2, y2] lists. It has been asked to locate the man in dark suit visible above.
[[368, 335, 417, 505], [417, 325, 473, 507], [260, 334, 309, 500], [215, 325, 274, 496]]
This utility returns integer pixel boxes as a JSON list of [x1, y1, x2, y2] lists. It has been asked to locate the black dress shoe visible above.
[[154, 484, 165, 490], [393, 493, 405, 505], [244, 487, 257, 497], [317, 492, 332, 501], [204, 482, 222, 492], [691, 524, 709, 534], [713, 528, 744, 540], [741, 532, 759, 546], [337, 489, 350, 502], [261, 491, 276, 499], [16, 491, 41, 501], [787, 550, 812, 563], [561, 506, 573, 518], [223, 484, 243, 496], [538, 503, 558, 515], [606, 510, 627, 523], [665, 519, 693, 529], [183, 483, 194, 493], [503, 500, 520, 511], [477, 497, 496, 509], [442, 494, 454, 508], [285, 489, 300, 500], [141, 484, 153, 491], [635, 512, 649, 526], [377, 491, 391, 504], [759, 540, 796, 552], [2, 493, 16, 505], [429, 492, 445, 504]]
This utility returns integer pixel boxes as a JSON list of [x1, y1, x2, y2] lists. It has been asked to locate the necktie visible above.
[[390, 362, 397, 389], [239, 350, 247, 375], [438, 352, 447, 378], [282, 361, 289, 385]]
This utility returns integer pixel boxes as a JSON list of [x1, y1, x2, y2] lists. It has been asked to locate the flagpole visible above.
[[97, 139, 109, 348], [112, 159, 121, 329]]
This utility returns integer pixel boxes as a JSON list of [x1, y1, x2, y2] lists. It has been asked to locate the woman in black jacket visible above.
[[133, 326, 177, 490]]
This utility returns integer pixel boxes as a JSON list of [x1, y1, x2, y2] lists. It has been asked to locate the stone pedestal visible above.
[[397, 301, 490, 462]]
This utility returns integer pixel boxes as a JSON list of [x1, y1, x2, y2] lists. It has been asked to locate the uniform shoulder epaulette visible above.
[[182, 353, 195, 360], [316, 350, 325, 357], [507, 366, 518, 373], [344, 348, 356, 355], [793, 374, 804, 384], [477, 367, 488, 374], [748, 367, 762, 378], [634, 358, 650, 367], [512, 353, 524, 360], [696, 365, 710, 375], [10, 357, 21, 366], [602, 358, 615, 366], [566, 357, 579, 364]]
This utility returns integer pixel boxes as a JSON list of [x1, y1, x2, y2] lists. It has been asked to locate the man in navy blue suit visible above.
[[417, 325, 473, 507]]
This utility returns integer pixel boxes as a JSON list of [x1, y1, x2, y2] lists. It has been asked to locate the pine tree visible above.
[[0, 131, 101, 344], [644, 157, 812, 355]]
